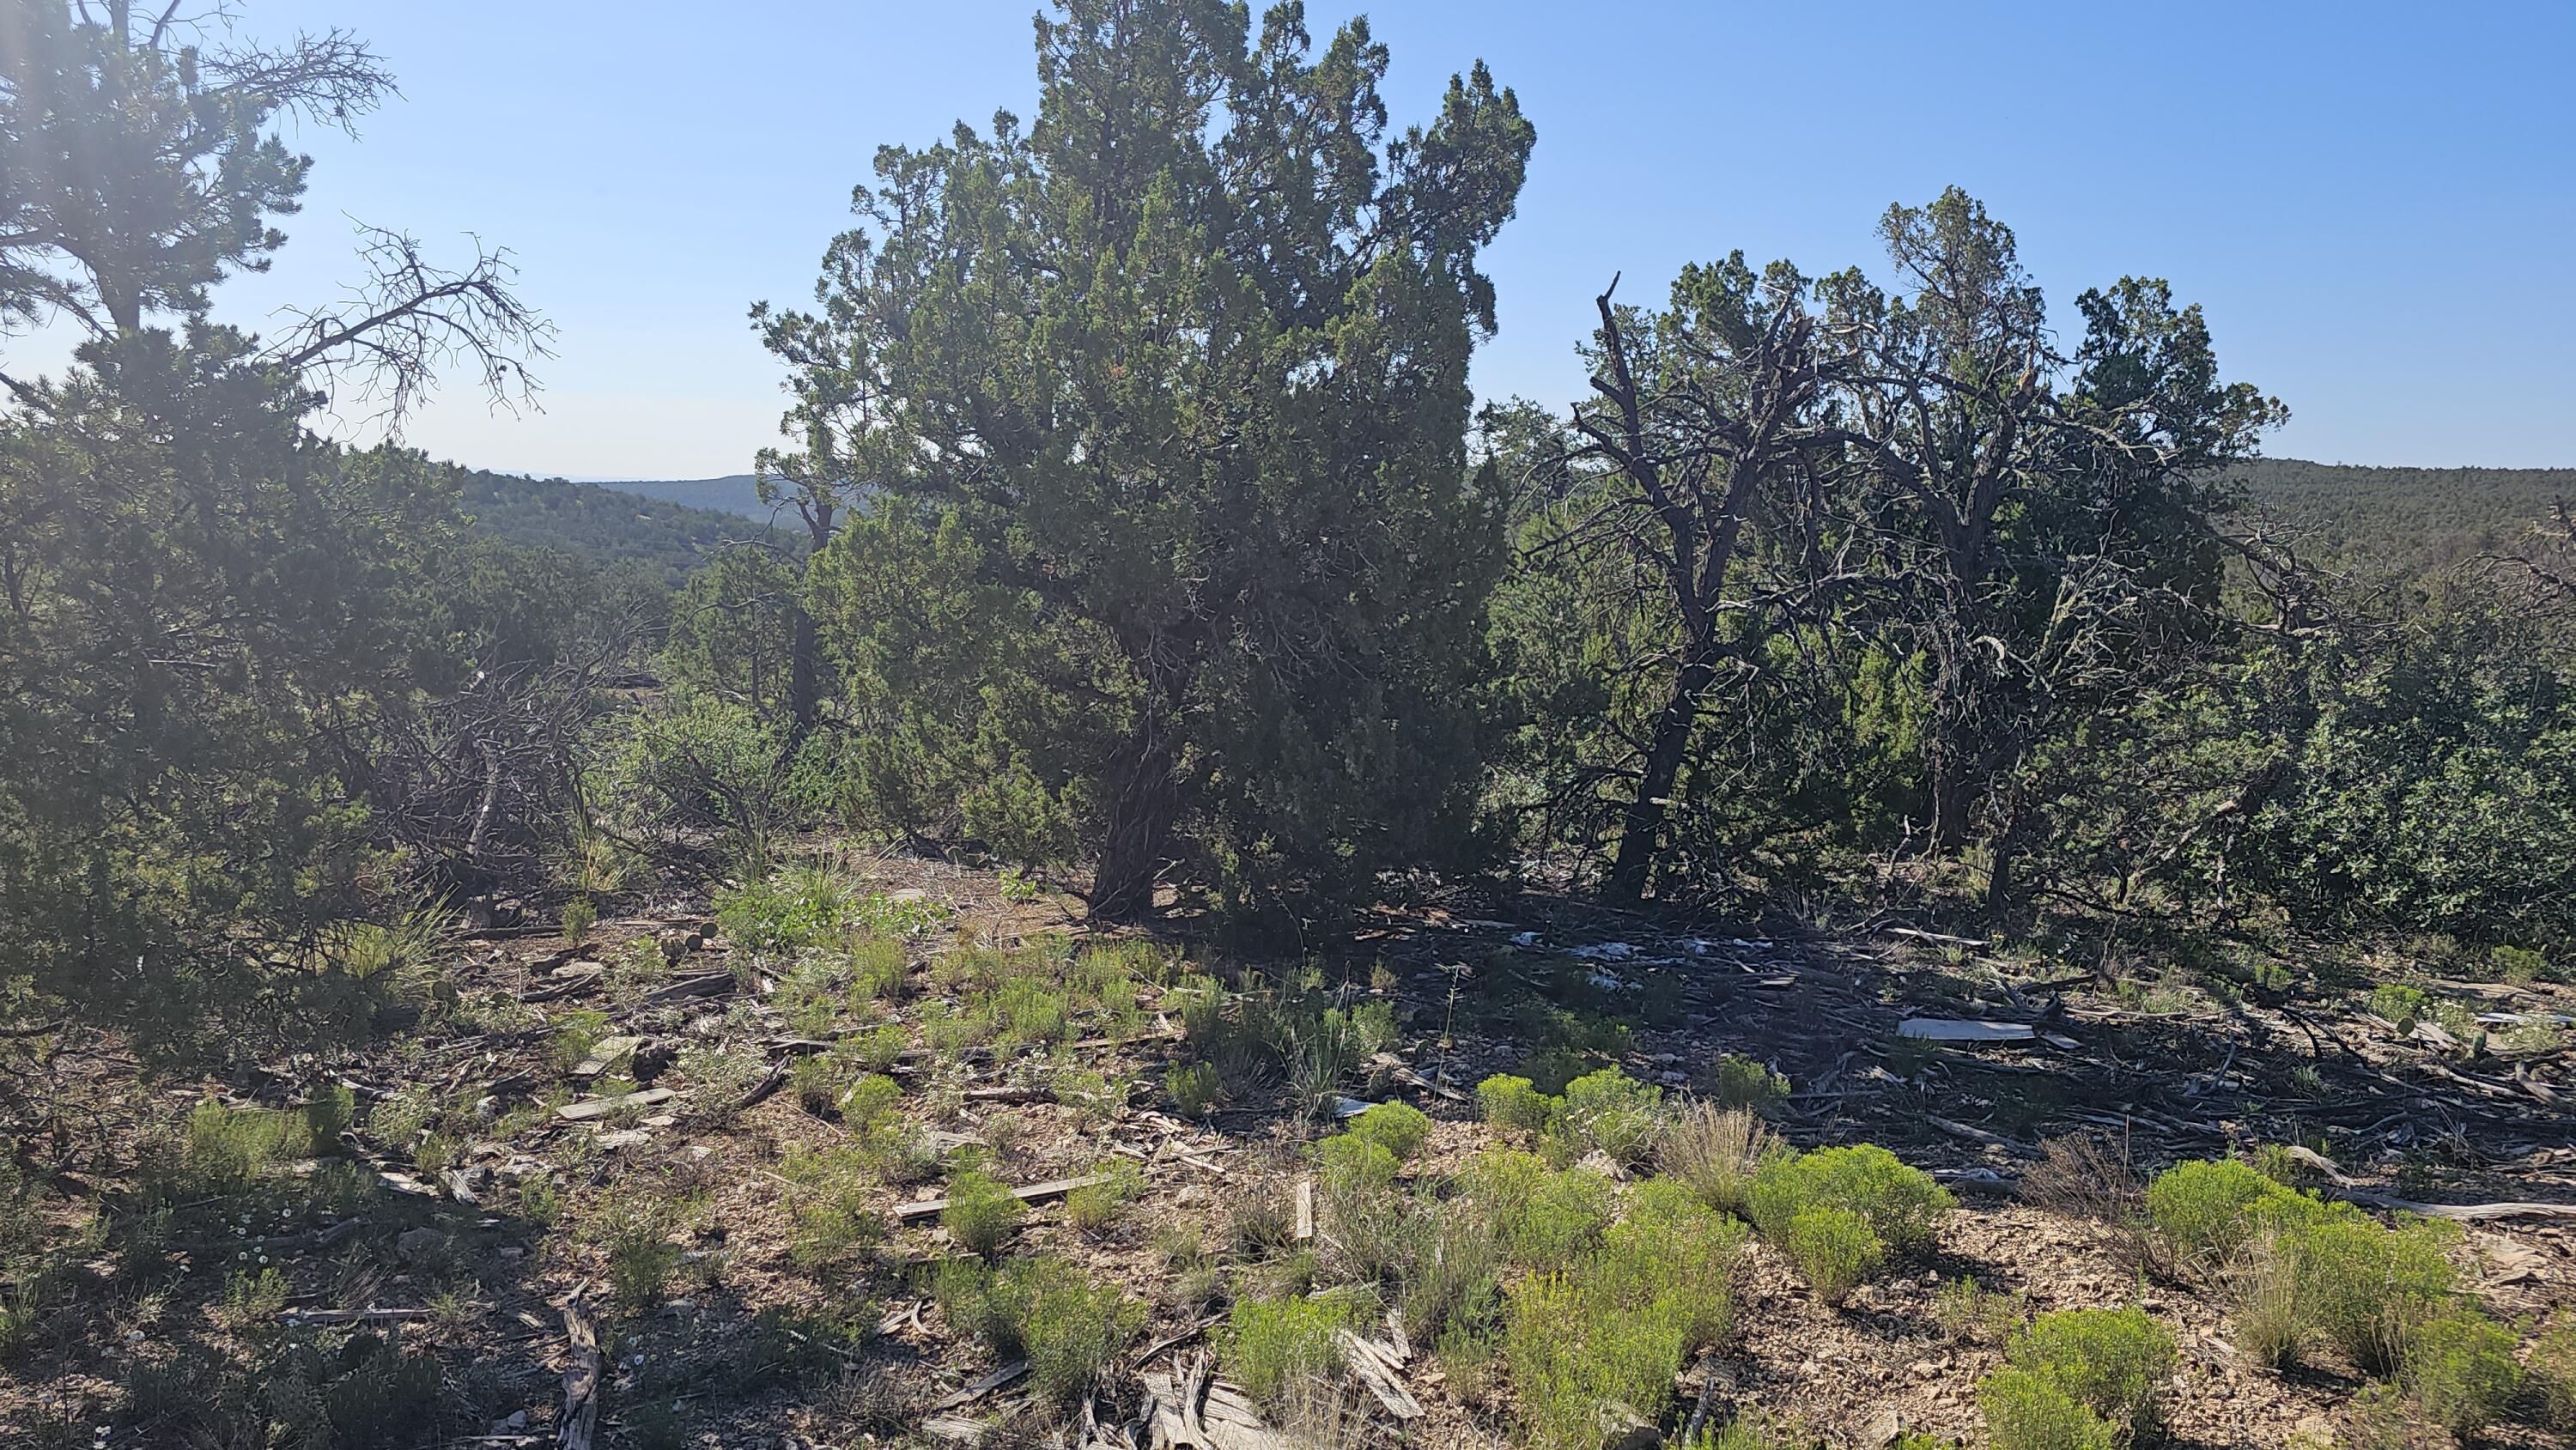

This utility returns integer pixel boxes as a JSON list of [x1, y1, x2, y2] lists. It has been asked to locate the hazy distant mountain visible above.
[[592, 474, 779, 522], [454, 468, 787, 581]]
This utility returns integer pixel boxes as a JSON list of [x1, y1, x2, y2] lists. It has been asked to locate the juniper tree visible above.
[[760, 0, 1533, 919]]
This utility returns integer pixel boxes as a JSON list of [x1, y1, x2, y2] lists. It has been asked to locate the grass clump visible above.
[[1064, 1158, 1145, 1234], [1166, 1060, 1221, 1116], [1747, 1143, 1953, 1255], [1658, 1102, 1778, 1217], [2533, 1320, 2576, 1429], [780, 1144, 885, 1272], [936, 1254, 1146, 1400], [942, 1169, 1026, 1258], [1228, 1289, 1372, 1411]]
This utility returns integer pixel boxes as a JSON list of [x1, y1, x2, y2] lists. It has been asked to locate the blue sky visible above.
[[22, 0, 2576, 477]]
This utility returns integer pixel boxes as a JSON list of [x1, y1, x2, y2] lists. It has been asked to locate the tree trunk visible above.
[[785, 604, 822, 744], [1927, 739, 1975, 851], [1607, 650, 1720, 903], [1089, 706, 1182, 921]]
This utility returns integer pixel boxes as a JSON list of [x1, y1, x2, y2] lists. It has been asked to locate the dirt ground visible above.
[[4, 850, 2572, 1449]]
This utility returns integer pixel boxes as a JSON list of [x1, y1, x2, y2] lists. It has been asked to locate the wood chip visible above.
[[568, 1036, 641, 1078], [930, 1359, 1026, 1410]]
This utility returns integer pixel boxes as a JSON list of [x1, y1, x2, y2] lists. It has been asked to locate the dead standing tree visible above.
[[1565, 258, 1832, 902]]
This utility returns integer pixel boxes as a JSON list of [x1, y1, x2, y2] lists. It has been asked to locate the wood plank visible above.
[[554, 1088, 673, 1122], [892, 1173, 1114, 1223]]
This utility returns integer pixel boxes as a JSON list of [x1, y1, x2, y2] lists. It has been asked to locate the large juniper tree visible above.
[[760, 0, 1533, 919]]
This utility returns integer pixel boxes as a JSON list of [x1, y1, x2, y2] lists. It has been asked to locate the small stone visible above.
[[395, 1227, 445, 1262]]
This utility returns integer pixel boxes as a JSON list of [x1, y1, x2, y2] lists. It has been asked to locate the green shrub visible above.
[[2368, 983, 2429, 1028], [936, 1254, 1145, 1398], [840, 1071, 904, 1129], [2535, 1320, 2576, 1429], [1346, 1100, 1431, 1162], [2006, 1307, 2175, 1440], [1593, 1178, 1746, 1345], [1552, 1069, 1665, 1165], [1979, 1366, 2116, 1450], [781, 1144, 884, 1272], [1166, 1061, 1222, 1116], [2490, 943, 2549, 985], [2401, 1309, 2521, 1437], [1783, 1207, 1884, 1304], [1317, 1133, 1402, 1192], [2292, 1216, 2455, 1374], [942, 1170, 1026, 1258], [1707, 1053, 1789, 1110], [1459, 1149, 1614, 1271], [595, 1198, 685, 1311], [1227, 1289, 1370, 1410], [1747, 1144, 1952, 1254], [2142, 1158, 2319, 1263], [1064, 1159, 1145, 1234], [791, 1053, 843, 1114], [1478, 1074, 1554, 1134], [1504, 1271, 1690, 1450], [1658, 1103, 1777, 1216]]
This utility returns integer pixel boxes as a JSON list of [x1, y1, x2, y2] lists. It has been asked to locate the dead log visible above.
[[557, 1295, 600, 1450]]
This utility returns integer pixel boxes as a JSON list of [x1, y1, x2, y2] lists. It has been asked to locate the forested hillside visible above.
[[453, 464, 784, 579], [2234, 457, 2575, 572], [592, 472, 773, 519]]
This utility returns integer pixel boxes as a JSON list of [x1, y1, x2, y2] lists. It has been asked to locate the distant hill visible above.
[[451, 466, 787, 582], [592, 473, 779, 521], [2231, 458, 2573, 573]]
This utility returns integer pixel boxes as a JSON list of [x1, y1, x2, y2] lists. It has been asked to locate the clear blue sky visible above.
[[46, 0, 2576, 477]]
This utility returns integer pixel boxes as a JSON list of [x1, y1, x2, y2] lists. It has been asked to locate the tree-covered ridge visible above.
[[590, 473, 773, 519], [451, 464, 785, 581], [2232, 456, 2576, 573]]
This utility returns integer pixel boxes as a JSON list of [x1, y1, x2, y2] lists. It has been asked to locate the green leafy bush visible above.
[[1504, 1270, 1692, 1450], [1227, 1289, 1370, 1410], [1747, 1144, 1952, 1254], [2292, 1215, 2455, 1374], [2534, 1320, 2576, 1429], [1478, 1073, 1554, 1134], [2368, 982, 2429, 1028], [1318, 1133, 1402, 1192], [2005, 1307, 2175, 1441], [2401, 1309, 2522, 1437], [1459, 1149, 1615, 1271], [1552, 1069, 1666, 1165], [1594, 1179, 1747, 1344], [942, 1170, 1026, 1258], [1783, 1207, 1883, 1304], [781, 1144, 886, 1272], [1979, 1366, 2117, 1450], [1346, 1100, 1432, 1162], [1707, 1053, 1790, 1110], [2142, 1158, 2319, 1263]]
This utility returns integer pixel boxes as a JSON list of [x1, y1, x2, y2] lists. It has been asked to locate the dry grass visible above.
[[1657, 1102, 1776, 1217]]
